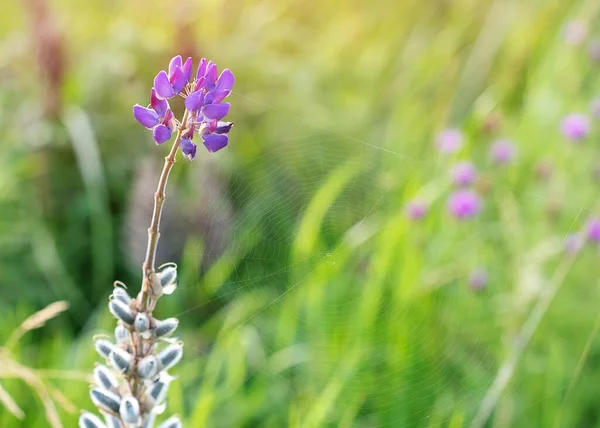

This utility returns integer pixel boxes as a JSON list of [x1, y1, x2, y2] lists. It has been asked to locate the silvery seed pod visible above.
[[112, 286, 131, 305], [137, 355, 159, 379], [93, 365, 119, 391], [90, 388, 121, 413], [79, 412, 107, 428], [154, 318, 179, 338], [157, 416, 182, 428], [148, 378, 169, 404], [108, 299, 135, 325], [143, 411, 156, 428], [109, 348, 132, 373], [114, 325, 130, 344], [135, 312, 150, 333], [119, 395, 140, 424], [104, 414, 123, 428], [157, 344, 183, 371], [95, 339, 115, 359], [157, 263, 177, 295]]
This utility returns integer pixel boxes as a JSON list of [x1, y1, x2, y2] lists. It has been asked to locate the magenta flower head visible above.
[[562, 20, 587, 46], [450, 161, 477, 187], [469, 269, 488, 291], [405, 200, 428, 221], [489, 139, 516, 165], [561, 113, 590, 142], [435, 129, 463, 154], [586, 217, 600, 242], [563, 234, 583, 254], [133, 55, 235, 157], [447, 189, 482, 220]]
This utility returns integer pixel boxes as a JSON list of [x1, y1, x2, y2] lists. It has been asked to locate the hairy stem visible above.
[[139, 110, 189, 310]]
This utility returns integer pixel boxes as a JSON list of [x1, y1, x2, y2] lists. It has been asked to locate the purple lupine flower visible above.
[[563, 234, 583, 254], [586, 217, 600, 242], [562, 20, 587, 46], [154, 55, 192, 100], [489, 139, 516, 165], [561, 113, 590, 141], [179, 138, 197, 160], [469, 269, 488, 291], [435, 129, 463, 154], [405, 200, 428, 221], [133, 89, 174, 144], [450, 161, 477, 187], [447, 189, 482, 219]]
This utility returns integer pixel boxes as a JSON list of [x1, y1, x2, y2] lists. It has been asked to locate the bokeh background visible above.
[[1, 0, 600, 426]]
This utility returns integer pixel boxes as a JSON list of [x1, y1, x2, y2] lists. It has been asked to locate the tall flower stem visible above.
[[139, 110, 189, 310]]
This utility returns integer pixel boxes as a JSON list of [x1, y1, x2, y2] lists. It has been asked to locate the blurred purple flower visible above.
[[450, 161, 477, 187], [133, 89, 174, 144], [563, 234, 583, 254], [562, 20, 587, 46], [447, 190, 482, 219], [469, 269, 488, 290], [435, 129, 463, 154], [561, 113, 590, 141], [405, 200, 428, 221], [586, 217, 600, 242], [489, 139, 516, 165]]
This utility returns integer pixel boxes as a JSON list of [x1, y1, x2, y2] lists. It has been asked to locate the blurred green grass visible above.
[[1, 0, 600, 426]]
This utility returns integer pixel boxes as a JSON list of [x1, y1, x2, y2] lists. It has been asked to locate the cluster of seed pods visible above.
[[79, 264, 183, 428]]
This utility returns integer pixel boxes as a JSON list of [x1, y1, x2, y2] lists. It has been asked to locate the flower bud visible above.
[[137, 355, 159, 379], [157, 344, 183, 371], [112, 286, 131, 305], [135, 312, 150, 333], [109, 348, 132, 373], [154, 318, 179, 337], [90, 388, 121, 413], [104, 414, 122, 428], [94, 339, 114, 360], [79, 412, 107, 428], [93, 365, 119, 391], [157, 416, 182, 428], [114, 325, 130, 344], [109, 299, 135, 325], [157, 263, 177, 295], [119, 395, 141, 424]]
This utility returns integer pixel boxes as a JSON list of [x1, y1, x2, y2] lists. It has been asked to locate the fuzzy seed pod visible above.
[[103, 414, 123, 428], [93, 365, 119, 391], [79, 412, 107, 428], [95, 339, 115, 360], [135, 312, 150, 333], [119, 396, 141, 424], [112, 286, 131, 305], [157, 263, 178, 295], [154, 318, 179, 337], [137, 355, 159, 379], [157, 344, 183, 371], [148, 380, 168, 405], [157, 415, 182, 428], [90, 388, 121, 413], [109, 348, 132, 373], [114, 325, 130, 344], [108, 299, 135, 325]]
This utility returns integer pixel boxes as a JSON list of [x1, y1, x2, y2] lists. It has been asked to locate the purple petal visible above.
[[168, 56, 182, 76], [150, 89, 168, 118], [202, 103, 230, 120], [216, 121, 233, 134], [203, 62, 217, 90], [182, 57, 193, 83], [196, 58, 207, 80], [153, 125, 172, 144], [133, 104, 159, 129], [202, 133, 228, 152], [154, 71, 175, 99], [179, 138, 197, 160], [169, 67, 186, 94], [184, 90, 205, 112], [215, 69, 235, 93]]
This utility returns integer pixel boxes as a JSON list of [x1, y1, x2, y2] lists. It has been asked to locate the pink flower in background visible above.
[[406, 200, 428, 221], [469, 269, 488, 290], [562, 20, 587, 46], [586, 218, 600, 242], [450, 161, 477, 187], [447, 190, 482, 219], [561, 113, 590, 142], [435, 129, 463, 154], [564, 234, 583, 254], [489, 139, 516, 165]]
